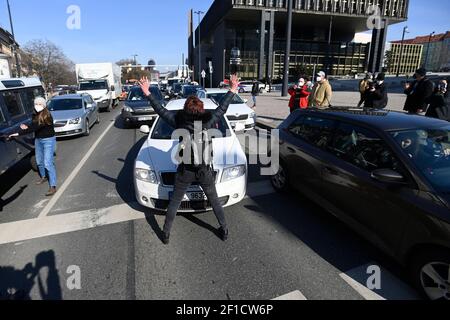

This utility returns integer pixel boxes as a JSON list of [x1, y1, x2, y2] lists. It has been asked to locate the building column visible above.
[[258, 11, 268, 80], [266, 11, 275, 83], [368, 20, 389, 73]]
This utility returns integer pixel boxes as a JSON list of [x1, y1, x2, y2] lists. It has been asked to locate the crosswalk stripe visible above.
[[272, 290, 307, 300]]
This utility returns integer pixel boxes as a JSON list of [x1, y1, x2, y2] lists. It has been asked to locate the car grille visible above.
[[227, 115, 248, 121], [151, 196, 229, 211], [160, 171, 219, 186], [54, 121, 67, 128]]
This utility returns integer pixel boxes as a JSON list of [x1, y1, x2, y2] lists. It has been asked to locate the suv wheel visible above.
[[411, 249, 450, 300], [84, 120, 90, 136], [271, 162, 290, 192]]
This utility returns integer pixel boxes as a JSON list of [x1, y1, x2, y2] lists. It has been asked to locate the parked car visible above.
[[272, 108, 450, 300], [121, 85, 165, 128], [197, 88, 256, 131], [48, 93, 99, 137], [0, 78, 46, 175], [181, 85, 203, 98], [134, 98, 247, 212], [238, 80, 267, 94]]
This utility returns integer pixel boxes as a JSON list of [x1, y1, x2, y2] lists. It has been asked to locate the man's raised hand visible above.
[[230, 74, 239, 94], [139, 77, 151, 97]]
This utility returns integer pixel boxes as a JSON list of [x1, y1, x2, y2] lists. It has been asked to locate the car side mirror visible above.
[[86, 103, 93, 109], [371, 169, 406, 184], [111, 85, 115, 92], [140, 125, 150, 135]]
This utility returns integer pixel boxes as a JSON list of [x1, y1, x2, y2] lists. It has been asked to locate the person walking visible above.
[[357, 73, 388, 109], [425, 81, 450, 121], [251, 79, 259, 109], [8, 97, 57, 197], [308, 71, 332, 109], [403, 68, 435, 114], [139, 75, 239, 245], [288, 77, 311, 113]]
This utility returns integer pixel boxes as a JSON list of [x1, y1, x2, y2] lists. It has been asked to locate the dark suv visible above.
[[272, 108, 450, 300], [121, 85, 164, 128], [0, 78, 45, 175]]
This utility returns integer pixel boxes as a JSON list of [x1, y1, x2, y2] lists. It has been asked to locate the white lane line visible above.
[[272, 290, 307, 300], [339, 263, 420, 300], [0, 203, 144, 245], [37, 120, 116, 219], [0, 181, 274, 245]]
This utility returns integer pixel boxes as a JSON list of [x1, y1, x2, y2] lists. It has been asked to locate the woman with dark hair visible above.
[[9, 97, 57, 196], [139, 75, 240, 245]]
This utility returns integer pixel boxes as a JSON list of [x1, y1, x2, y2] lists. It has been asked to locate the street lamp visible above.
[[194, 10, 204, 83], [6, 0, 21, 77], [396, 26, 409, 78], [132, 54, 138, 66], [424, 31, 435, 69]]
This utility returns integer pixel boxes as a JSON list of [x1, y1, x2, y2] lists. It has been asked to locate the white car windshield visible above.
[[391, 126, 450, 193], [151, 112, 231, 140], [207, 93, 245, 105]]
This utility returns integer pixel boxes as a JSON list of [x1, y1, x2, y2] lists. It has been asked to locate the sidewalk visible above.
[[241, 91, 407, 129]]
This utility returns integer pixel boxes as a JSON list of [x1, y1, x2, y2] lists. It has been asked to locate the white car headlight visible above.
[[124, 106, 133, 112], [69, 117, 81, 124], [135, 168, 157, 183], [221, 165, 246, 182]]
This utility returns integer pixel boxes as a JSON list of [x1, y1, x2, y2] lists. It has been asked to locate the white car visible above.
[[197, 89, 256, 131], [238, 81, 268, 94], [134, 99, 248, 212]]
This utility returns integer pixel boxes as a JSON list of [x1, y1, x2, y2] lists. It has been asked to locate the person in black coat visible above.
[[358, 73, 388, 109], [403, 68, 435, 114], [425, 81, 450, 121], [139, 75, 239, 245]]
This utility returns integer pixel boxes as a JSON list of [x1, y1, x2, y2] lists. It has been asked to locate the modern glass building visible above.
[[188, 0, 409, 86]]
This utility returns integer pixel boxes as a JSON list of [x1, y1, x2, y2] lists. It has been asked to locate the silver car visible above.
[[49, 94, 99, 137]]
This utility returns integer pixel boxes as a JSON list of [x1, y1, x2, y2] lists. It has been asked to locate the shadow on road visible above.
[[0, 185, 28, 212], [0, 250, 62, 300]]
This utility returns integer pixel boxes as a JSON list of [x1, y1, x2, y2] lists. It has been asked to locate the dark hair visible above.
[[184, 96, 204, 114]]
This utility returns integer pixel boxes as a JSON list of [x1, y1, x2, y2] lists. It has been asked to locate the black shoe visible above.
[[218, 227, 229, 242], [162, 232, 170, 245]]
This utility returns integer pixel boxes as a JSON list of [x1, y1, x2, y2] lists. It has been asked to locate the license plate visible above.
[[169, 191, 206, 201], [138, 116, 153, 121]]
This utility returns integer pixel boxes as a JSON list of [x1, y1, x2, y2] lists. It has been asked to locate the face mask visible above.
[[299, 82, 305, 86], [316, 77, 322, 82], [34, 105, 45, 113]]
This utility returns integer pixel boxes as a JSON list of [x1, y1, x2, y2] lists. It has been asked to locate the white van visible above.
[[76, 63, 122, 112]]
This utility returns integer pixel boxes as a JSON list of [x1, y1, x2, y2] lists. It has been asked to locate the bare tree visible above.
[[22, 39, 76, 87]]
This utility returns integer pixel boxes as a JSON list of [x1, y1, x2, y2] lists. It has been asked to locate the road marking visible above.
[[0, 181, 275, 245], [37, 120, 116, 219], [339, 263, 420, 300], [272, 290, 307, 300], [0, 203, 144, 245]]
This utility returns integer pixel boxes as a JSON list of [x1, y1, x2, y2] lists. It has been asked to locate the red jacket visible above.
[[288, 86, 311, 110]]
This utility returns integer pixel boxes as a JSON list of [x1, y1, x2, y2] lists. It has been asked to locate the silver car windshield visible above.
[[390, 126, 450, 193], [48, 99, 83, 111]]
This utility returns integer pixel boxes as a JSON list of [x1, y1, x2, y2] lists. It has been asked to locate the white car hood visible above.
[[226, 103, 253, 116], [136, 135, 246, 172]]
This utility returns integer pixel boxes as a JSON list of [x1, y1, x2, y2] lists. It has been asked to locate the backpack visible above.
[[177, 128, 214, 169]]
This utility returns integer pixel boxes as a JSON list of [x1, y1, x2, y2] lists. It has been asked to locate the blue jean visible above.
[[252, 95, 257, 105], [35, 137, 57, 187]]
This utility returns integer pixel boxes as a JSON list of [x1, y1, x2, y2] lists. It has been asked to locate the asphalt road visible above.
[[0, 103, 422, 300]]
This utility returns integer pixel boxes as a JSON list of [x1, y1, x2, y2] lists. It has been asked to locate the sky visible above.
[[0, 0, 448, 66]]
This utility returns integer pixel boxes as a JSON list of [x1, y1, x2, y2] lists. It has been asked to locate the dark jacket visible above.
[[146, 91, 235, 133], [425, 92, 450, 121], [251, 83, 259, 96], [19, 113, 55, 139], [404, 78, 434, 113], [359, 83, 388, 109]]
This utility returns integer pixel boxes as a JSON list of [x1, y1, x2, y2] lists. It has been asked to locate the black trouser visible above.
[[164, 165, 227, 234]]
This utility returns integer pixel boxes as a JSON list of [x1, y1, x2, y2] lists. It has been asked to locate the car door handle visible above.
[[323, 166, 339, 175]]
